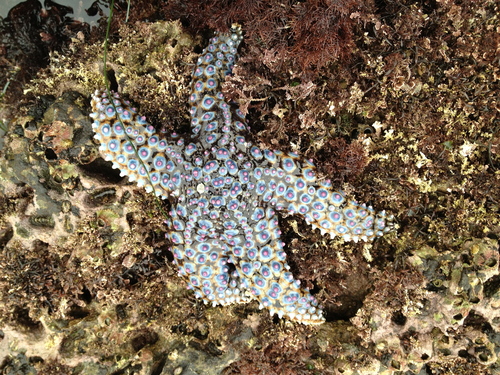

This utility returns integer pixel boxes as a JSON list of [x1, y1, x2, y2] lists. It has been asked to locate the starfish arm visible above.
[[168, 239, 254, 307], [228, 207, 325, 324], [90, 90, 188, 199], [189, 25, 246, 140], [244, 150, 394, 242], [166, 199, 253, 306], [166, 196, 325, 324]]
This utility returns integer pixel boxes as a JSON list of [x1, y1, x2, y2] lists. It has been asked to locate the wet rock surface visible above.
[[0, 1, 500, 374]]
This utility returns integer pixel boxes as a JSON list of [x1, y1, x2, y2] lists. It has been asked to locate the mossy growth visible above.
[[0, 0, 500, 373]]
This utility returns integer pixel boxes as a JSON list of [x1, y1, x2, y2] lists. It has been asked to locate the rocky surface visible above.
[[0, 1, 499, 374]]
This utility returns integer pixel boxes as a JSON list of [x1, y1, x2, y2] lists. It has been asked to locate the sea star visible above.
[[90, 25, 393, 325]]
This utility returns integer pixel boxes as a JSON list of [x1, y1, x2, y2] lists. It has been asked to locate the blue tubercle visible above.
[[90, 25, 394, 325]]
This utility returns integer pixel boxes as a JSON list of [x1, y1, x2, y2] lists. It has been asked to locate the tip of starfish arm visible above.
[[286, 311, 326, 325]]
